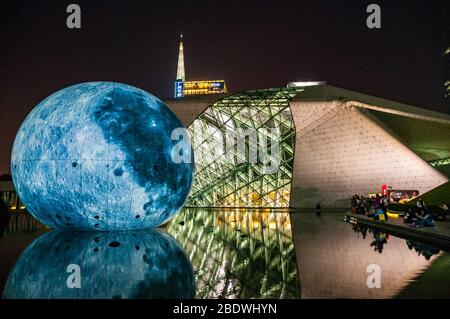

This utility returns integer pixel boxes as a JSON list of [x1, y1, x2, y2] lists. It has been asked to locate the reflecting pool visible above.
[[291, 212, 450, 299], [3, 229, 194, 299], [1, 209, 450, 299], [167, 208, 298, 298]]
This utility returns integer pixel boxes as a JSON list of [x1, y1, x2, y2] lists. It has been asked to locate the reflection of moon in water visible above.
[[3, 229, 195, 299], [11, 82, 194, 230]]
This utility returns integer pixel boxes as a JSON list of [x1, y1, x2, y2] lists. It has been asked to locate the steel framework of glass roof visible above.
[[167, 208, 299, 298], [430, 157, 450, 167], [185, 88, 303, 208]]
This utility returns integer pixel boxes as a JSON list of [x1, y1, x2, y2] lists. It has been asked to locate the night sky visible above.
[[0, 0, 447, 173]]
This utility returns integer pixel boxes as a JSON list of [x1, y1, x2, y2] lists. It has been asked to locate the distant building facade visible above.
[[173, 34, 227, 98]]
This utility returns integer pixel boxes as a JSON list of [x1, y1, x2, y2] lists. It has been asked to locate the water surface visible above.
[[1, 209, 449, 298]]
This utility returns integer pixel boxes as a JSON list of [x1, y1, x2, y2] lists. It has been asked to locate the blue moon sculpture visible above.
[[2, 229, 195, 299], [11, 82, 194, 230]]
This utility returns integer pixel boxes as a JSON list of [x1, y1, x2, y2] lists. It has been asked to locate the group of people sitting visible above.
[[403, 199, 449, 228], [351, 194, 389, 221], [352, 192, 449, 228]]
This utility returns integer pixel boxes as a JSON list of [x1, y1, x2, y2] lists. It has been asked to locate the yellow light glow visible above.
[[183, 80, 227, 96], [217, 210, 291, 235], [387, 212, 400, 219]]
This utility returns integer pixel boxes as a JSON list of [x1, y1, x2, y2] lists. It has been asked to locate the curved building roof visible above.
[[292, 84, 450, 162]]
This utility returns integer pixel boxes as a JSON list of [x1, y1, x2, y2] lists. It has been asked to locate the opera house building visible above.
[[166, 83, 450, 209]]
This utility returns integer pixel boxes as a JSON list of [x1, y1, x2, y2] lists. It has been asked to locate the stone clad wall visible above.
[[290, 100, 448, 208]]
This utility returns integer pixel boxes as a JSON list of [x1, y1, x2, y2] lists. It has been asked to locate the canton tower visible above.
[[176, 33, 185, 81]]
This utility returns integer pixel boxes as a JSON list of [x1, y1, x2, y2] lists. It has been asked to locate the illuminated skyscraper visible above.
[[173, 34, 227, 98], [176, 33, 185, 82]]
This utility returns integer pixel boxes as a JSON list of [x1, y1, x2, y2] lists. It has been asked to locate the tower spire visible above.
[[176, 32, 185, 81]]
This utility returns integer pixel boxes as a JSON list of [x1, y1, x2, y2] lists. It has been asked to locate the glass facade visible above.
[[167, 208, 299, 298], [430, 157, 450, 167], [2, 213, 47, 236], [185, 88, 302, 208]]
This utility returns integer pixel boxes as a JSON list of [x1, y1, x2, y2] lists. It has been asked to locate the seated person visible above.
[[371, 208, 386, 221], [404, 208, 415, 224], [437, 202, 449, 220], [414, 211, 435, 228]]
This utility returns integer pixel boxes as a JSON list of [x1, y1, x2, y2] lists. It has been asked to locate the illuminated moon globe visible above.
[[11, 82, 194, 230]]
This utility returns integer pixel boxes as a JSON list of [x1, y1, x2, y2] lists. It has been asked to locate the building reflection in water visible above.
[[167, 208, 300, 298], [291, 213, 442, 299], [1, 208, 299, 299], [3, 208, 449, 299], [1, 213, 48, 236], [351, 223, 442, 260], [2, 229, 195, 299]]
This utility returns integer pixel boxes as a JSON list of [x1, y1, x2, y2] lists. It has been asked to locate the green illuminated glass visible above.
[[186, 88, 302, 208], [167, 208, 299, 298], [430, 157, 450, 167]]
